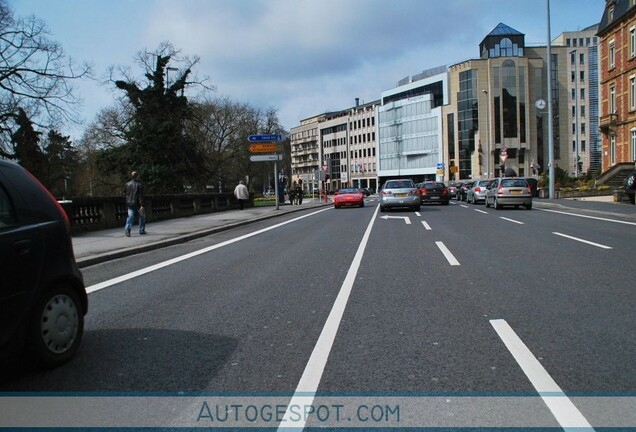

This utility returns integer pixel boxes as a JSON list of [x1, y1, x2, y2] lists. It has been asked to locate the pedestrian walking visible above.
[[123, 171, 145, 236], [289, 181, 298, 205], [234, 180, 249, 210], [295, 180, 303, 205]]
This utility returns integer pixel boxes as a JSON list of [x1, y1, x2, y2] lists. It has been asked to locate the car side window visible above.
[[0, 184, 17, 229]]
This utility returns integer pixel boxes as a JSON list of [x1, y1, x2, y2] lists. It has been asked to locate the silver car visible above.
[[485, 177, 533, 210], [466, 179, 493, 204], [379, 179, 420, 212]]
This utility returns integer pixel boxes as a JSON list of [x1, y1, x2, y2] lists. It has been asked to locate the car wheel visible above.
[[525, 203, 532, 210], [485, 198, 490, 208], [443, 201, 449, 206], [494, 198, 501, 210], [27, 284, 84, 368], [360, 201, 364, 208], [414, 204, 420, 212], [380, 206, 385, 212]]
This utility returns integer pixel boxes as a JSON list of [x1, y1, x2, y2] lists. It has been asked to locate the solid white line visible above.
[[460, 204, 469, 208], [539, 208, 636, 226], [278, 206, 379, 430], [415, 212, 421, 217], [435, 241, 460, 266], [474, 209, 488, 214], [86, 208, 332, 294], [500, 217, 525, 225], [553, 232, 613, 250], [421, 221, 432, 230], [490, 319, 595, 431]]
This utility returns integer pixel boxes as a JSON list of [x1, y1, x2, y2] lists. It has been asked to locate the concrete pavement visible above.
[[72, 197, 331, 268], [72, 195, 635, 268]]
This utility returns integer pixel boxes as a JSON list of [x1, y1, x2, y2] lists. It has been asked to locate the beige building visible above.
[[445, 23, 571, 181], [289, 100, 379, 193]]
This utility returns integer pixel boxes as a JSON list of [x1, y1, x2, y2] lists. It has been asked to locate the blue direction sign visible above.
[[248, 134, 282, 142]]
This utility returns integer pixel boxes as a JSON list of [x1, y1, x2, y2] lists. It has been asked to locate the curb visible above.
[[76, 203, 330, 268]]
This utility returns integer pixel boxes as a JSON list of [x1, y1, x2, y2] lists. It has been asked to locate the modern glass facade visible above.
[[457, 70, 478, 180]]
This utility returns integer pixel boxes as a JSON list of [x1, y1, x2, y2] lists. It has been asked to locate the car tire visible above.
[[494, 198, 501, 210], [626, 173, 636, 190], [360, 201, 364, 208], [485, 198, 490, 208], [525, 203, 532, 210], [27, 284, 84, 368], [380, 206, 385, 212]]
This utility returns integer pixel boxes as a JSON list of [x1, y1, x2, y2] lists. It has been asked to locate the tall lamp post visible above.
[[482, 89, 491, 179], [546, 0, 555, 199]]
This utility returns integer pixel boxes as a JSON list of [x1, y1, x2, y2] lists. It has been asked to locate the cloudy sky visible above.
[[9, 0, 604, 140]]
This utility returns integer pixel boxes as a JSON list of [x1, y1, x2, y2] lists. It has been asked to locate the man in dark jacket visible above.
[[123, 171, 145, 236]]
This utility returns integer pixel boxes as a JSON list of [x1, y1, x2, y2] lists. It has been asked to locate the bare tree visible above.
[[0, 0, 91, 154]]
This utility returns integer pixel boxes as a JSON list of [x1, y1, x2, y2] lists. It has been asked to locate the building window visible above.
[[610, 84, 616, 113], [631, 27, 636, 58], [581, 123, 586, 134], [632, 76, 636, 110], [580, 52, 585, 65], [572, 88, 576, 100], [581, 105, 586, 117], [580, 70, 585, 82], [580, 88, 585, 100], [582, 140, 586, 152], [610, 133, 616, 165], [632, 130, 636, 161], [609, 40, 615, 69]]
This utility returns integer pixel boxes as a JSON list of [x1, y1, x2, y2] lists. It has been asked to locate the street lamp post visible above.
[[482, 89, 490, 179], [546, 0, 555, 199]]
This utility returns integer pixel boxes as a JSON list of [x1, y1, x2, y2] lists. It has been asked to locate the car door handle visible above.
[[12, 239, 32, 256]]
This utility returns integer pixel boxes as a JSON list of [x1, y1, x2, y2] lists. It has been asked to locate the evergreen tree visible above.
[[11, 108, 45, 181]]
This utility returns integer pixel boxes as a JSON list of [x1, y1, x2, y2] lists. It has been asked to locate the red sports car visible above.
[[333, 188, 365, 208]]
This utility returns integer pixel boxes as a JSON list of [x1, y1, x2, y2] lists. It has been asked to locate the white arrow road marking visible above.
[[380, 215, 411, 224], [553, 232, 613, 250], [500, 217, 524, 224], [435, 241, 460, 265], [421, 221, 432, 230], [491, 319, 595, 431]]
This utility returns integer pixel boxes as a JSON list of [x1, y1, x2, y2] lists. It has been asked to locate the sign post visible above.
[[248, 134, 283, 209]]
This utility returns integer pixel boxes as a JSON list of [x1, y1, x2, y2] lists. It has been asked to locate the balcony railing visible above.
[[599, 113, 618, 131]]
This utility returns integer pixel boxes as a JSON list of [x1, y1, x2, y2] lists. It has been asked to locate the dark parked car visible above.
[[448, 182, 463, 199], [457, 181, 472, 201], [417, 181, 450, 205], [0, 160, 87, 368], [625, 168, 636, 204]]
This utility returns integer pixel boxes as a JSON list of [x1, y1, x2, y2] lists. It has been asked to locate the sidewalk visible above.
[[72, 197, 331, 268], [72, 195, 636, 268]]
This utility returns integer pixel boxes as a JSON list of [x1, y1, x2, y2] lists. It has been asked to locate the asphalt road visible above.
[[2, 198, 635, 429]]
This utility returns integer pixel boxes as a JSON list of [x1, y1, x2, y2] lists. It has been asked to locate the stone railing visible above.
[[59, 192, 252, 234]]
